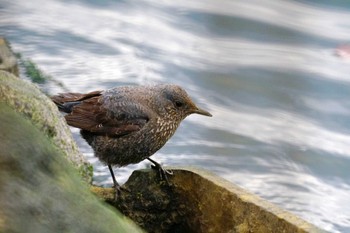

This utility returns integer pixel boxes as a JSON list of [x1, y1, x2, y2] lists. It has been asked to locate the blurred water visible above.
[[1, 0, 350, 232]]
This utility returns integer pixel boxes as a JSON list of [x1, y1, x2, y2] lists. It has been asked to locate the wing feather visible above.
[[51, 91, 149, 137]]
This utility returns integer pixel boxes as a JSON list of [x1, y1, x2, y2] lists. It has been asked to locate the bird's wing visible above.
[[52, 91, 149, 137]]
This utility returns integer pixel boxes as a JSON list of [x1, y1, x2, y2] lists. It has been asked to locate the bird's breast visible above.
[[145, 117, 179, 147]]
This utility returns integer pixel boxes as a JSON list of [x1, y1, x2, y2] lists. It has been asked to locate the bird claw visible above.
[[151, 164, 173, 183], [112, 184, 130, 200], [148, 158, 173, 184], [113, 184, 122, 200]]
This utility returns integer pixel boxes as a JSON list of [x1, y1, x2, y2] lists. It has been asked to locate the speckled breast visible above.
[[82, 117, 180, 167]]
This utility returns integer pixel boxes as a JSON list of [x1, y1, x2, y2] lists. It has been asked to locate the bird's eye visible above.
[[175, 100, 183, 108]]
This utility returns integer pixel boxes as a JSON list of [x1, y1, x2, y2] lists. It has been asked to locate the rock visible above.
[[93, 172, 189, 233], [0, 70, 92, 183], [92, 168, 324, 233], [0, 38, 19, 76], [0, 103, 144, 233]]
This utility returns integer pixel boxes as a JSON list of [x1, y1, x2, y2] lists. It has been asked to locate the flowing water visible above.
[[1, 0, 350, 232]]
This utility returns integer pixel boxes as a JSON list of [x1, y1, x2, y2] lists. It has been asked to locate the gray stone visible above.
[[0, 38, 18, 76], [0, 103, 144, 233], [0, 70, 92, 183]]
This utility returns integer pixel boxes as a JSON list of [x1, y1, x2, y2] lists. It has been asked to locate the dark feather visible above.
[[51, 91, 149, 137]]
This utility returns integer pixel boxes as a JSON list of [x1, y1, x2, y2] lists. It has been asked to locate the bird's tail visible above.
[[51, 90, 102, 113], [54, 101, 81, 113]]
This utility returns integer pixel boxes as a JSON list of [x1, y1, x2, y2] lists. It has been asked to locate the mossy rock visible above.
[[0, 103, 144, 233], [0, 70, 92, 183]]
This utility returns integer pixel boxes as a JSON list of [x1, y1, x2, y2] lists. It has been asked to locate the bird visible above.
[[51, 84, 212, 197]]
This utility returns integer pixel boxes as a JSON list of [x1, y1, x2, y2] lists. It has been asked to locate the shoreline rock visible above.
[[92, 168, 325, 233], [0, 70, 92, 183]]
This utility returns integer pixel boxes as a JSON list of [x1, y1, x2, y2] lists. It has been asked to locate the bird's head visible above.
[[157, 84, 212, 121]]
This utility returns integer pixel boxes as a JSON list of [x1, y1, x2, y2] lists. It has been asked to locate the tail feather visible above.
[[56, 101, 81, 113], [51, 90, 102, 113]]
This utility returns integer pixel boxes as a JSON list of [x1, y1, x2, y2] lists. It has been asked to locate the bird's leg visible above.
[[108, 164, 122, 199], [147, 158, 173, 183]]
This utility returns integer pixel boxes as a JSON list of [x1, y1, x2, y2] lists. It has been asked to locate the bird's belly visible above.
[[87, 132, 168, 167]]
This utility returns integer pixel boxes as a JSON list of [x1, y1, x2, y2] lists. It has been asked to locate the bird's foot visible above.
[[112, 183, 122, 200], [147, 158, 173, 184], [112, 184, 130, 200]]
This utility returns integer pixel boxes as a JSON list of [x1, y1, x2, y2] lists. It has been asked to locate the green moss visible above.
[[14, 52, 21, 59], [78, 163, 94, 184], [22, 59, 47, 84], [16, 53, 69, 91]]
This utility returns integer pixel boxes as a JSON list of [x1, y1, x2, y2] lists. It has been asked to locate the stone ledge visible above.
[[92, 167, 325, 233]]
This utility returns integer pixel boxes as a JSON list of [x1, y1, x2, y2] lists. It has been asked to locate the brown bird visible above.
[[51, 84, 212, 196]]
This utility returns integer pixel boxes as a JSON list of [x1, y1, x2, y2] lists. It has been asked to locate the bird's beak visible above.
[[192, 107, 212, 117]]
